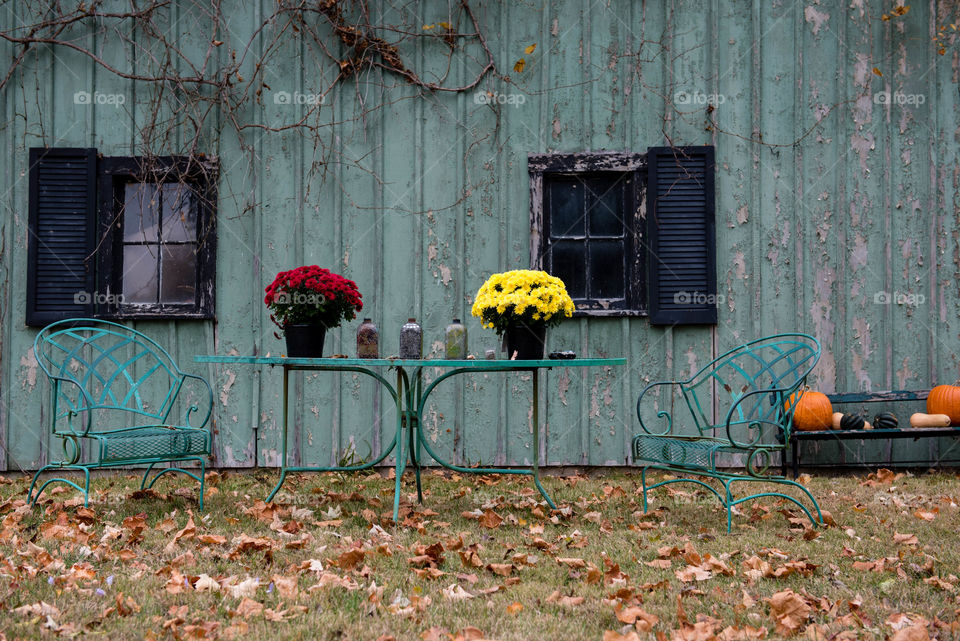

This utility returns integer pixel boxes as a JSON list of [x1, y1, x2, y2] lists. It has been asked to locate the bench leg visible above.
[[792, 439, 800, 479]]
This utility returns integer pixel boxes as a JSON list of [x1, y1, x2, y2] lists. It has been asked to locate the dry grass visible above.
[[0, 467, 958, 640]]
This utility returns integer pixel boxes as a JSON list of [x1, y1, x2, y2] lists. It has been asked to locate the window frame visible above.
[[528, 152, 647, 317], [96, 155, 217, 320]]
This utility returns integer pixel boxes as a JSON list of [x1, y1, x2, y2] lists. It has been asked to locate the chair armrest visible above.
[[636, 380, 691, 436], [177, 373, 214, 429], [723, 387, 789, 449], [49, 375, 94, 436]]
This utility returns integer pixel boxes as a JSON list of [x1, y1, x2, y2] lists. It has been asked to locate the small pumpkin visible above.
[[910, 412, 951, 428], [787, 388, 833, 431], [927, 385, 960, 425], [873, 412, 898, 430], [839, 413, 866, 430]]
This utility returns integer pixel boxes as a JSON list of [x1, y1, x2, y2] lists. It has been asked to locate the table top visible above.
[[194, 355, 626, 368]]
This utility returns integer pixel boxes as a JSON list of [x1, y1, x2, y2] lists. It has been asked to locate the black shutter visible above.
[[26, 148, 97, 326], [646, 146, 717, 325]]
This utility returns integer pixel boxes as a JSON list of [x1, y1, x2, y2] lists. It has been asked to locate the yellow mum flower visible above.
[[470, 269, 576, 335]]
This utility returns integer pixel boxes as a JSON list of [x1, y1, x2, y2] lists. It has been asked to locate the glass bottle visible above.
[[356, 318, 379, 358], [444, 318, 468, 359], [399, 318, 422, 359]]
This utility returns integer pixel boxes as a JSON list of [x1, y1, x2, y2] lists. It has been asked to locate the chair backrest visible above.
[[34, 319, 186, 428], [681, 333, 821, 434]]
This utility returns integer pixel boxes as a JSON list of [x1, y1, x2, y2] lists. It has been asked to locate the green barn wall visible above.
[[1, 1, 959, 472]]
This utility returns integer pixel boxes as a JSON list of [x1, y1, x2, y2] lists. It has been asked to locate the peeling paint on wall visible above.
[[804, 6, 829, 35], [19, 348, 36, 390], [220, 370, 236, 406]]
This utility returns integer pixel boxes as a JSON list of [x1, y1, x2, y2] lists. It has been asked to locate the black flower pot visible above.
[[504, 322, 547, 360], [284, 324, 327, 358]]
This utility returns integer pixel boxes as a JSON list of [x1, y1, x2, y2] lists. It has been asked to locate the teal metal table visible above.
[[194, 356, 625, 521]]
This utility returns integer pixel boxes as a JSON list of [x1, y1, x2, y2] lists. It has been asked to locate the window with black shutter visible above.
[[26, 148, 217, 326], [528, 146, 716, 324]]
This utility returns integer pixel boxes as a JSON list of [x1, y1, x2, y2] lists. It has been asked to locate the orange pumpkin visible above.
[[927, 385, 960, 425], [786, 388, 833, 431]]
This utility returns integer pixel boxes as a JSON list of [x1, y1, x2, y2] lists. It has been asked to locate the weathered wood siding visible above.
[[1, 1, 959, 471]]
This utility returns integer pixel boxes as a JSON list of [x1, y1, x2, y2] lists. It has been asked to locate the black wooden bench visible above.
[[787, 389, 960, 477]]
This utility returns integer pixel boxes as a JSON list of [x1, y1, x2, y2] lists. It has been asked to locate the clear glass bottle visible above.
[[399, 318, 422, 359], [356, 318, 379, 358], [444, 318, 468, 359]]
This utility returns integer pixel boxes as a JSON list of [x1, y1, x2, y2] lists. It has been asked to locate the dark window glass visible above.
[[544, 172, 633, 309], [119, 180, 201, 309]]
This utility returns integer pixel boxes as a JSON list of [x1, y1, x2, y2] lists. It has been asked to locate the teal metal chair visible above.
[[29, 319, 213, 509], [632, 333, 823, 532]]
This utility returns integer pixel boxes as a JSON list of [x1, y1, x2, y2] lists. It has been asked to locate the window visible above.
[[26, 148, 216, 326], [529, 147, 716, 325]]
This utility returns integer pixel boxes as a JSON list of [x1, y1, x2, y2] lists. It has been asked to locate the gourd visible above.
[[787, 388, 833, 431], [926, 385, 960, 425], [839, 413, 865, 430], [831, 412, 844, 430], [909, 412, 951, 428], [872, 412, 898, 430]]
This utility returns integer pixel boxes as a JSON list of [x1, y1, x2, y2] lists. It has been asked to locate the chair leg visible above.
[[140, 459, 208, 511], [641, 467, 649, 514], [140, 463, 158, 489], [724, 480, 734, 533], [726, 477, 823, 529], [28, 465, 91, 507]]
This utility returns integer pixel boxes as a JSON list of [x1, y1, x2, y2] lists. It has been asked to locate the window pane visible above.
[[161, 244, 197, 304], [122, 245, 159, 303], [550, 241, 586, 298], [548, 179, 584, 237], [589, 241, 625, 298], [123, 183, 159, 242], [161, 184, 197, 242], [588, 177, 625, 237]]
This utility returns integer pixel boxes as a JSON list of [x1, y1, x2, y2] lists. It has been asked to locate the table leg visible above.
[[267, 365, 291, 503], [392, 368, 406, 523], [531, 369, 556, 509], [411, 369, 423, 504], [410, 366, 558, 511]]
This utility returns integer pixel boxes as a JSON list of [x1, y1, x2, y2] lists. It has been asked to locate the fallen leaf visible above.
[[513, 58, 526, 73], [478, 510, 503, 529], [767, 589, 811, 636], [557, 557, 586, 569], [442, 584, 475, 601], [891, 625, 931, 641], [234, 597, 263, 619], [524, 43, 537, 54], [893, 533, 919, 546], [194, 574, 220, 592], [271, 574, 298, 600]]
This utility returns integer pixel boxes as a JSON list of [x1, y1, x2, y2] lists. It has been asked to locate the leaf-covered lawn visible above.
[[1, 468, 958, 640]]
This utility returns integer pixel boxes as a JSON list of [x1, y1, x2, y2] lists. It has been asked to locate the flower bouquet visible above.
[[264, 266, 363, 356], [471, 270, 574, 359]]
